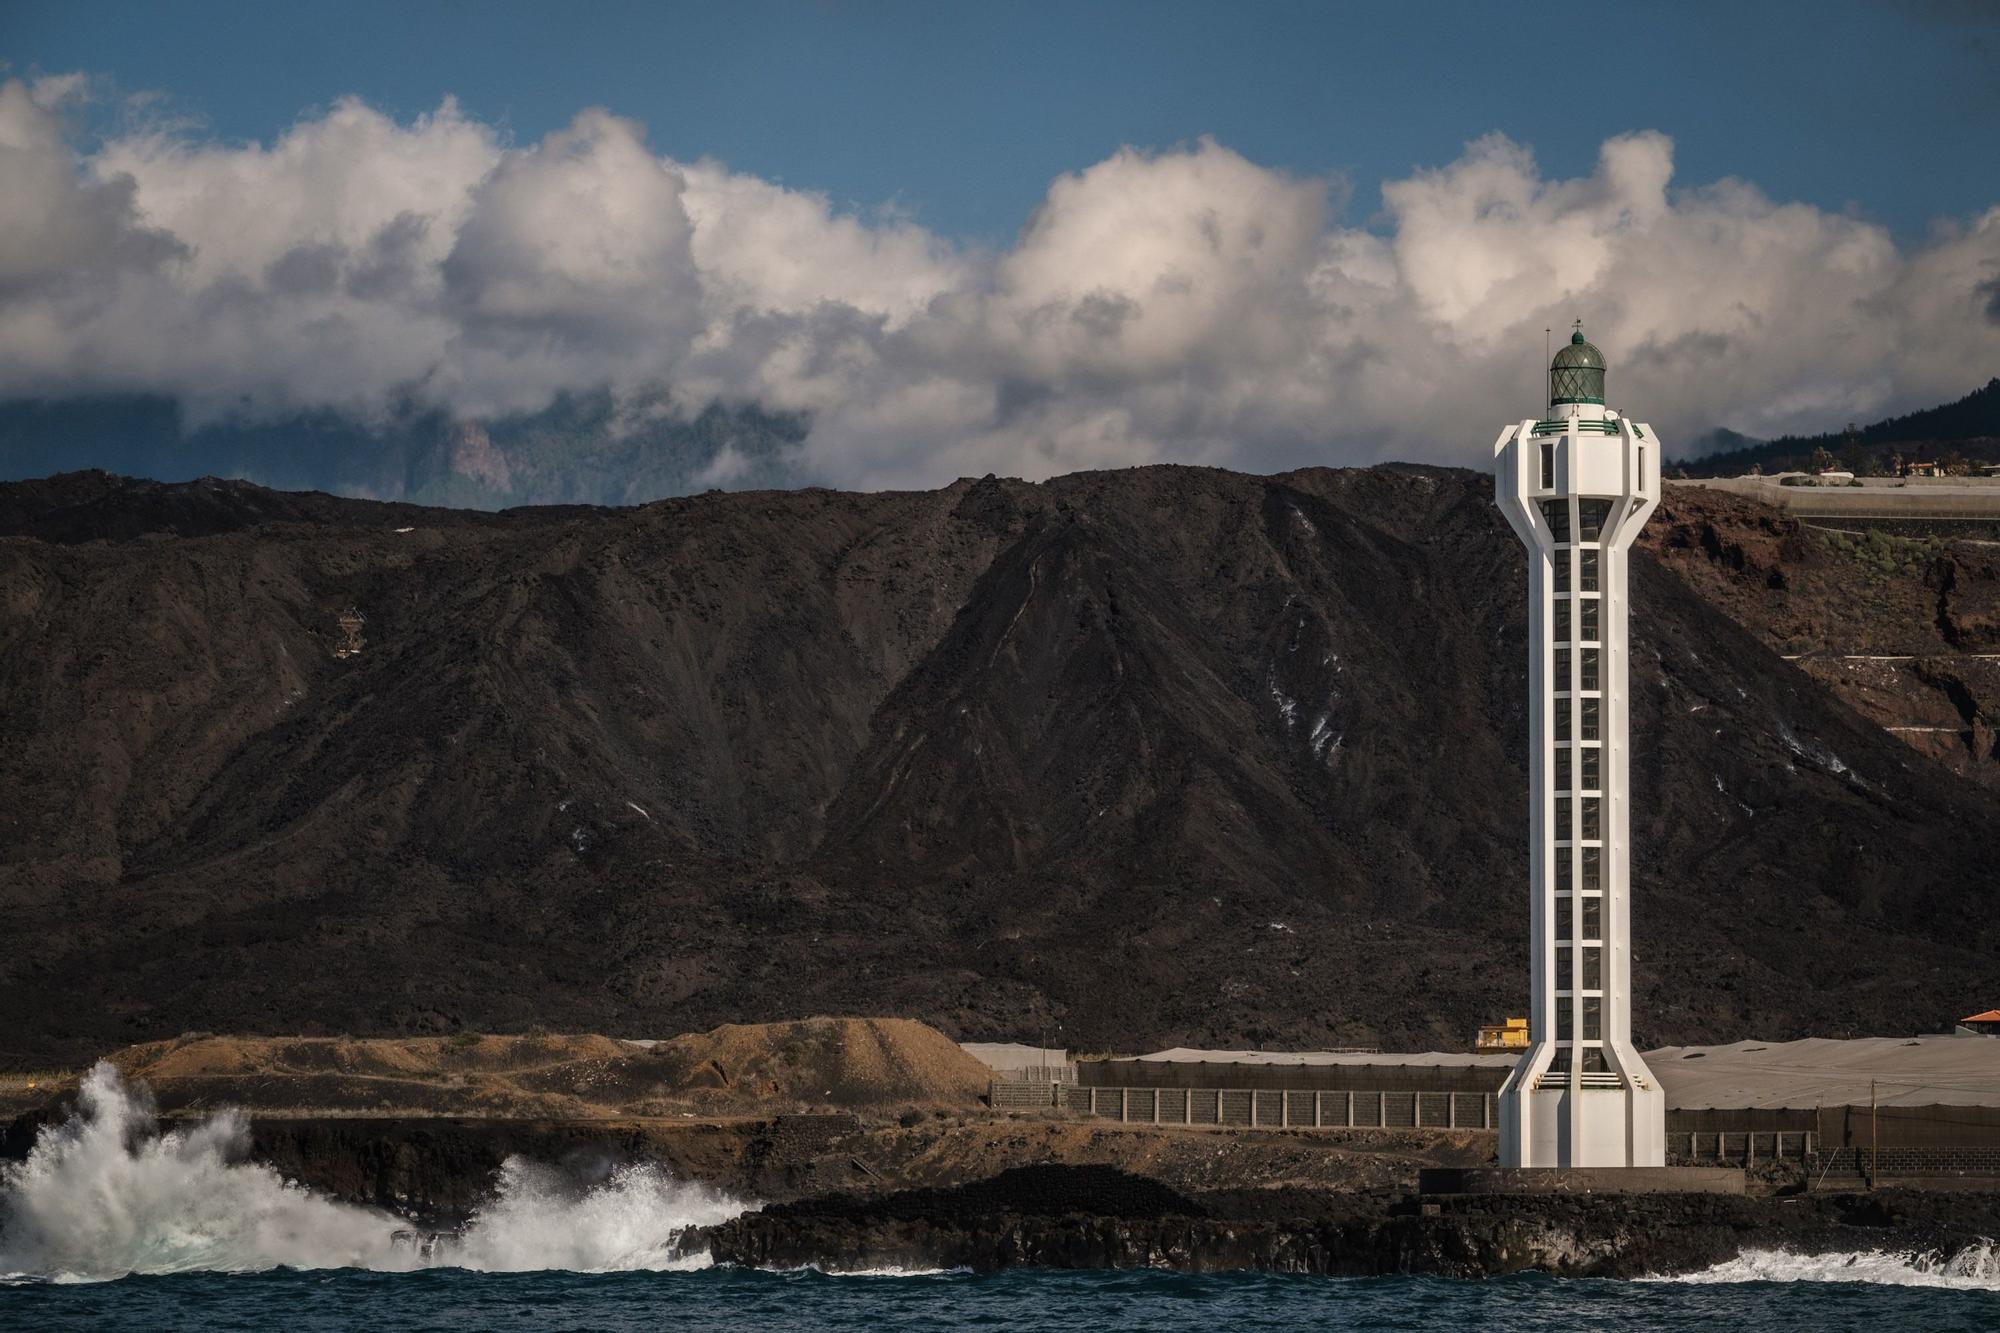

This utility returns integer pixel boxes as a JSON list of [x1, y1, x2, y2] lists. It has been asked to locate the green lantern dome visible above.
[[1550, 325, 1606, 406]]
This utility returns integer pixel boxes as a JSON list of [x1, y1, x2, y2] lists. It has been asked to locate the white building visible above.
[[1489, 326, 1666, 1168]]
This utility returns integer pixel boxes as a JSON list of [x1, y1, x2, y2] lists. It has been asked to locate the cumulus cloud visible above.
[[0, 79, 186, 300], [2, 75, 1998, 491]]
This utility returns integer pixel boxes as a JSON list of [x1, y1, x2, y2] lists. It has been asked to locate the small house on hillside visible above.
[[1957, 1010, 2000, 1036]]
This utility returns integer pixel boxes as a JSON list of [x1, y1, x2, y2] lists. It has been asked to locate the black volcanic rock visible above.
[[0, 465, 1994, 1061], [754, 1165, 1204, 1224], [692, 1168, 2000, 1278]]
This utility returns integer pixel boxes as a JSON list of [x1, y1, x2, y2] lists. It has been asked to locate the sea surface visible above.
[[3, 1066, 1997, 1330], [5, 1263, 2000, 1333]]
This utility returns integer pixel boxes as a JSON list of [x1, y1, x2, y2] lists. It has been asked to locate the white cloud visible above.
[[2, 75, 1997, 489], [678, 161, 967, 326], [0, 78, 186, 300], [439, 107, 705, 416]]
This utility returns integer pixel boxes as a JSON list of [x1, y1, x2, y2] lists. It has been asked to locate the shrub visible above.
[[444, 1031, 481, 1052]]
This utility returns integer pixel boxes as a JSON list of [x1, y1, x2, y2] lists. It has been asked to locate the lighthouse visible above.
[[1490, 325, 1666, 1169]]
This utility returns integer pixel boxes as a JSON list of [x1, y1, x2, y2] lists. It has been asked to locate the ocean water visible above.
[[3, 1066, 1997, 1330], [6, 1264, 2000, 1333]]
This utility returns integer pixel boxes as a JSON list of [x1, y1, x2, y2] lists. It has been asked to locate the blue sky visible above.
[[11, 0, 1998, 244]]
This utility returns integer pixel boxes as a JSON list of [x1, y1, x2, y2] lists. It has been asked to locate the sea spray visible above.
[[0, 1063, 397, 1280], [1664, 1241, 2000, 1290], [444, 1157, 741, 1272], [0, 1063, 744, 1281]]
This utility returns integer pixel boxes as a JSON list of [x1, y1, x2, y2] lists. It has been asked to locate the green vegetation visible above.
[[443, 1030, 482, 1052], [1816, 527, 1943, 582]]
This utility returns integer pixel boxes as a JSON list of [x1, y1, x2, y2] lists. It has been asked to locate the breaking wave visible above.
[[0, 1063, 744, 1282], [1662, 1242, 2000, 1290]]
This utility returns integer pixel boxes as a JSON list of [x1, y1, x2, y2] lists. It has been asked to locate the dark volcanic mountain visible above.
[[1680, 376, 2000, 476], [1, 466, 1993, 1064]]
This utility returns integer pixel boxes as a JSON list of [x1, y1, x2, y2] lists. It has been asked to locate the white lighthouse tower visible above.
[[1490, 324, 1666, 1169]]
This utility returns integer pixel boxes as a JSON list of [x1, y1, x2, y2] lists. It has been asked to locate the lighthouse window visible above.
[[1638, 446, 1647, 491], [1555, 797, 1572, 841], [1581, 698, 1600, 741], [1546, 1049, 1572, 1075], [1540, 497, 1569, 540], [1581, 796, 1601, 840], [1582, 946, 1602, 990], [1581, 1047, 1609, 1074], [1581, 747, 1601, 792], [1579, 548, 1600, 592], [1554, 599, 1571, 643], [1554, 746, 1572, 791], [1540, 443, 1555, 490], [1554, 550, 1571, 593], [1554, 648, 1571, 693], [1580, 647, 1600, 692], [1556, 899, 1574, 941], [1557, 1005, 1574, 1041], [1582, 997, 1602, 1041], [1582, 845, 1601, 891], [1555, 697, 1572, 739], [1556, 850, 1573, 891], [1579, 499, 1611, 540], [1555, 949, 1573, 991], [1580, 599, 1600, 643], [1581, 897, 1602, 939]]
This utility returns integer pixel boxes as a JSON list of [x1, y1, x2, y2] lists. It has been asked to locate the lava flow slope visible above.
[[0, 465, 1992, 1062]]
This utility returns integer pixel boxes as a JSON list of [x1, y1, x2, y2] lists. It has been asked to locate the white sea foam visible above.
[[0, 1063, 744, 1282], [445, 1157, 740, 1273], [1661, 1242, 2000, 1290]]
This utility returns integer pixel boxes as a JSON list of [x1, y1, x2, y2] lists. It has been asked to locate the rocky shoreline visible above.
[[9, 1098, 1995, 1279], [684, 1165, 2000, 1279]]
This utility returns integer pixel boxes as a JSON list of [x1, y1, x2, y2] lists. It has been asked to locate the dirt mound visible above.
[[77, 1020, 989, 1118], [645, 1018, 991, 1109], [98, 1032, 657, 1117], [112, 1033, 633, 1082]]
